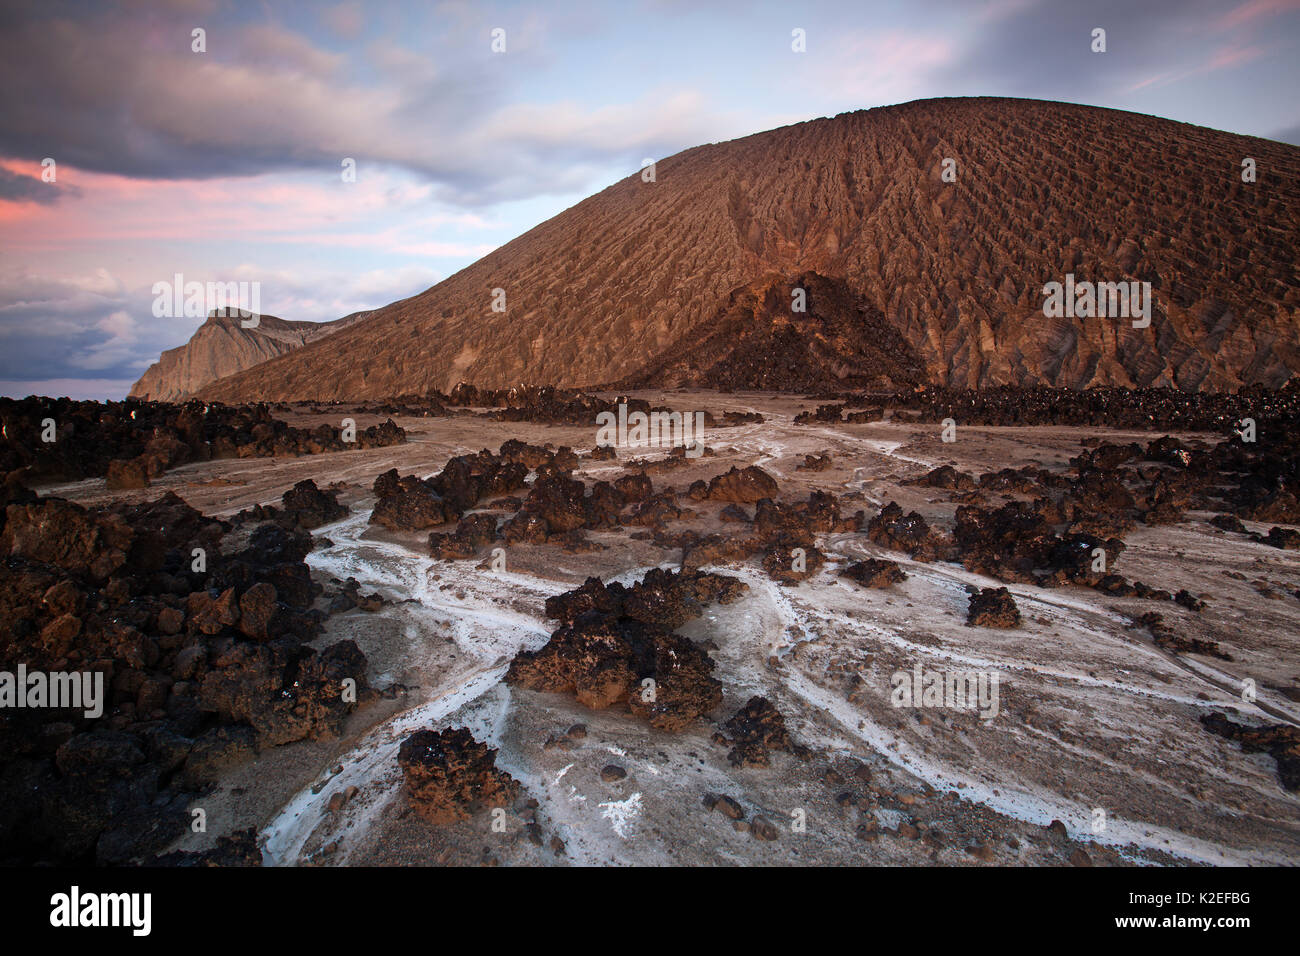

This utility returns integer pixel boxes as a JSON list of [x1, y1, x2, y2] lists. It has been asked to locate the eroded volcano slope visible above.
[[199, 97, 1300, 402]]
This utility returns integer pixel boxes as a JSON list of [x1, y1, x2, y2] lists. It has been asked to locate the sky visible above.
[[1, 0, 1298, 400]]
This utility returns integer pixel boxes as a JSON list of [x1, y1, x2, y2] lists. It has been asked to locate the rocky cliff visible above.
[[130, 311, 368, 401]]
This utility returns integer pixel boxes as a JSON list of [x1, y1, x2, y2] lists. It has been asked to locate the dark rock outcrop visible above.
[[397, 727, 519, 824], [721, 696, 805, 768], [966, 587, 1022, 628], [840, 559, 908, 589], [707, 466, 779, 503], [507, 569, 748, 731], [0, 488, 368, 865]]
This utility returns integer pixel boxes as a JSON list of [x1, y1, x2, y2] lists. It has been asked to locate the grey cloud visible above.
[[931, 0, 1280, 100], [0, 272, 151, 382], [0, 1, 718, 206], [0, 167, 78, 204]]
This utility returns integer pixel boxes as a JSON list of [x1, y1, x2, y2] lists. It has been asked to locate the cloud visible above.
[[0, 268, 127, 336], [238, 23, 347, 75], [1124, 40, 1271, 93], [0, 166, 77, 205], [929, 0, 1295, 102], [0, 158, 509, 255], [322, 2, 365, 39], [1217, 0, 1300, 29], [806, 29, 958, 105], [0, 268, 154, 384], [0, 1, 729, 207], [73, 310, 140, 370], [220, 263, 444, 322]]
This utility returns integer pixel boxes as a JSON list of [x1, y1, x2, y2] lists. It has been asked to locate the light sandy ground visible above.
[[41, 392, 1300, 865]]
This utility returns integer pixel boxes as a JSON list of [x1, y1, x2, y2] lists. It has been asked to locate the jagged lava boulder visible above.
[[397, 727, 520, 824]]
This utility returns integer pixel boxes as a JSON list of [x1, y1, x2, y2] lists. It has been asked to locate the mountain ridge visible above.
[[192, 96, 1300, 401]]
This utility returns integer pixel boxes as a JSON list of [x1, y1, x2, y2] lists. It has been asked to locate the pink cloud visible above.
[[1208, 44, 1268, 69], [814, 30, 958, 104], [0, 158, 496, 258], [1125, 41, 1271, 93], [1217, 0, 1300, 29]]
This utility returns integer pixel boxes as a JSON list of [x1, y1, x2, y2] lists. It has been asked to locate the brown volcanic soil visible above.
[[33, 392, 1299, 867], [197, 97, 1300, 403]]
